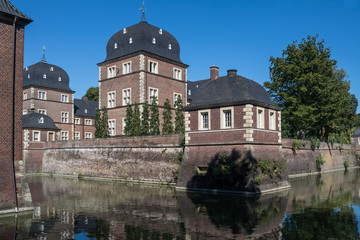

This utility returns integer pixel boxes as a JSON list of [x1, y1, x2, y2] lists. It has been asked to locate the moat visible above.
[[1, 169, 360, 239]]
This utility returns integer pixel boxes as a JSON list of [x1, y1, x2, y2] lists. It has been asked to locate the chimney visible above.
[[210, 66, 219, 80], [227, 69, 237, 77]]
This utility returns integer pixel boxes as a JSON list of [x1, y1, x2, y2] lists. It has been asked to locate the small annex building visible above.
[[23, 113, 60, 142]]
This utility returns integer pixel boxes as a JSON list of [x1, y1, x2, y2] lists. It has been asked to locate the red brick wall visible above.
[[0, 21, 25, 209]]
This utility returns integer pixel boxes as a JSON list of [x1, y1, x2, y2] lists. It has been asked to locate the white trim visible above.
[[122, 88, 131, 106], [149, 87, 159, 103], [269, 110, 276, 130], [61, 111, 69, 123], [122, 61, 132, 74], [38, 91, 47, 100], [47, 131, 55, 141], [148, 60, 158, 74], [220, 106, 234, 129], [122, 117, 126, 135], [38, 109, 47, 115], [85, 119, 92, 125], [61, 94, 69, 103], [173, 93, 182, 106], [61, 131, 69, 141], [187, 128, 279, 134], [108, 119, 116, 136], [107, 65, 116, 78], [74, 131, 80, 140], [107, 91, 116, 108], [173, 67, 182, 80], [198, 109, 211, 130], [257, 107, 265, 129], [85, 132, 92, 139], [33, 131, 40, 142], [74, 118, 80, 124]]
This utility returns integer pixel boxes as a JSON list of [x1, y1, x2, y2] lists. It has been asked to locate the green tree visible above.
[[124, 104, 133, 136], [83, 87, 99, 102], [132, 102, 141, 136], [174, 96, 185, 134], [95, 106, 109, 138], [149, 96, 160, 135], [264, 35, 358, 141], [140, 101, 150, 135], [162, 99, 173, 135]]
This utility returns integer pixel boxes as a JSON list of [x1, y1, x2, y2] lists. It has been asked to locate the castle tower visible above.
[[98, 21, 188, 136]]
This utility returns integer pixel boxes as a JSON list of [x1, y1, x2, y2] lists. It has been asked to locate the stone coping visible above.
[[0, 207, 34, 216], [288, 166, 360, 179]]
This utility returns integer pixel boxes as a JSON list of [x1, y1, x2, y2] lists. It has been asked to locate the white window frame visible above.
[[358, 138, 360, 146], [173, 68, 182, 80], [85, 132, 92, 139], [61, 131, 69, 141], [74, 118, 80, 124], [269, 110, 276, 130], [198, 109, 211, 130], [174, 93, 182, 106], [107, 91, 116, 108], [38, 109, 46, 115], [33, 131, 40, 142], [38, 91, 46, 100], [122, 88, 131, 106], [108, 119, 116, 136], [61, 94, 69, 103], [61, 111, 69, 123], [74, 132, 80, 140], [122, 61, 132, 74], [122, 117, 126, 135], [107, 65, 116, 78], [257, 107, 265, 129], [149, 87, 159, 104], [220, 107, 234, 129], [85, 119, 92, 125], [23, 92, 27, 100], [23, 109, 27, 115], [149, 60, 158, 74]]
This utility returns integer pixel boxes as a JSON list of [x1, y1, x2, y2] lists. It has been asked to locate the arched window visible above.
[[114, 43, 117, 49], [129, 38, 133, 44], [58, 77, 62, 81], [43, 74, 46, 79], [123, 28, 127, 34], [39, 117, 44, 124], [152, 38, 156, 44], [168, 44, 172, 50], [159, 29, 163, 34]]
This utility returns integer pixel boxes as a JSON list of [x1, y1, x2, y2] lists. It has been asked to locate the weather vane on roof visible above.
[[41, 46, 46, 63], [139, 1, 146, 22]]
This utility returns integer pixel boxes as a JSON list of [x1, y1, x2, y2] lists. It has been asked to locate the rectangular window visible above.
[[108, 119, 116, 136], [38, 109, 46, 115], [149, 61, 158, 74], [174, 93, 182, 106], [198, 110, 210, 130], [173, 68, 182, 80], [61, 94, 69, 103], [38, 91, 46, 100], [107, 91, 116, 108], [61, 131, 69, 141], [122, 117, 126, 135], [107, 65, 116, 78], [269, 111, 276, 130], [257, 108, 264, 129], [61, 112, 69, 123], [122, 88, 131, 105], [85, 119, 92, 125], [33, 131, 40, 142], [23, 92, 27, 100], [74, 118, 80, 124], [122, 61, 132, 74], [85, 132, 92, 139], [74, 132, 80, 140], [149, 87, 158, 104]]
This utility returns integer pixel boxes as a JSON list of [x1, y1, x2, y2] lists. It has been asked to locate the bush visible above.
[[316, 153, 325, 171], [310, 137, 320, 151], [292, 140, 305, 151], [344, 160, 349, 170], [253, 158, 283, 185]]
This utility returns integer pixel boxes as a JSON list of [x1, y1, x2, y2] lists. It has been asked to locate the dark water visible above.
[[1, 170, 360, 240]]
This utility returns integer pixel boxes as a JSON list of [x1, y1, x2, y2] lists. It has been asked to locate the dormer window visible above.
[[168, 44, 172, 50], [123, 28, 127, 34], [27, 74, 30, 79], [188, 90, 191, 95], [39, 117, 44, 124], [85, 109, 88, 113], [152, 38, 156, 44], [114, 43, 117, 49], [25, 67, 28, 71], [50, 67, 54, 71], [58, 77, 61, 81], [43, 74, 46, 79], [129, 38, 133, 44], [159, 29, 163, 34]]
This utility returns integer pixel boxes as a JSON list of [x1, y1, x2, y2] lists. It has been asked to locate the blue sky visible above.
[[12, 0, 360, 112]]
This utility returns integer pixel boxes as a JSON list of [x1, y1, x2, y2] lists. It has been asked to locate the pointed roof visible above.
[[0, 0, 32, 25]]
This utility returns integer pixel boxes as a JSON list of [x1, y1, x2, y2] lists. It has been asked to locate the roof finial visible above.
[[41, 46, 46, 63], [139, 1, 146, 22]]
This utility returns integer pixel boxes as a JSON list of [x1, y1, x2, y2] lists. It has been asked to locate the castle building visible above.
[[97, 20, 188, 136], [23, 60, 97, 141], [23, 113, 60, 142]]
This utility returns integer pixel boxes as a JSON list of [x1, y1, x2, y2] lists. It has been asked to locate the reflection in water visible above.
[[0, 170, 360, 239]]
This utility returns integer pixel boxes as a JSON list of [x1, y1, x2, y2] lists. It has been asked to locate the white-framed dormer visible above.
[[149, 60, 158, 74], [257, 107, 265, 129], [269, 110, 276, 130], [38, 90, 46, 100], [173, 68, 182, 80], [107, 65, 116, 78], [38, 109, 47, 115], [107, 91, 116, 108], [149, 87, 159, 104], [61, 94, 69, 103], [220, 106, 234, 129], [198, 109, 211, 130], [122, 61, 132, 74], [173, 93, 182, 106], [122, 88, 131, 106]]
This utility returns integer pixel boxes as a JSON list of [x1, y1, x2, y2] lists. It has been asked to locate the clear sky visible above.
[[12, 0, 360, 112]]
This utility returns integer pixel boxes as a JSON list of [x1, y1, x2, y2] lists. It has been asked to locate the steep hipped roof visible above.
[[23, 113, 59, 130], [74, 99, 98, 118], [352, 127, 360, 138], [101, 21, 182, 64], [0, 0, 32, 25], [23, 61, 74, 92], [186, 71, 280, 110]]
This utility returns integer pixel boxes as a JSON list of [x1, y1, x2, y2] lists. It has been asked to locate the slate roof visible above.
[[101, 21, 182, 64], [74, 99, 98, 118], [23, 113, 59, 130], [186, 73, 280, 111], [0, 0, 32, 24], [352, 127, 360, 138], [23, 61, 74, 92]]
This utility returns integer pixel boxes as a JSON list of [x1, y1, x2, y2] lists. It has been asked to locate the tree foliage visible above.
[[149, 96, 160, 135], [162, 99, 173, 135], [83, 87, 99, 102], [264, 35, 358, 141], [95, 106, 109, 138], [140, 101, 150, 135], [174, 96, 185, 134], [132, 102, 141, 136], [124, 104, 133, 136]]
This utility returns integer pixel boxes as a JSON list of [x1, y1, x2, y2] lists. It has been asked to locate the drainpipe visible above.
[[11, 16, 19, 212]]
